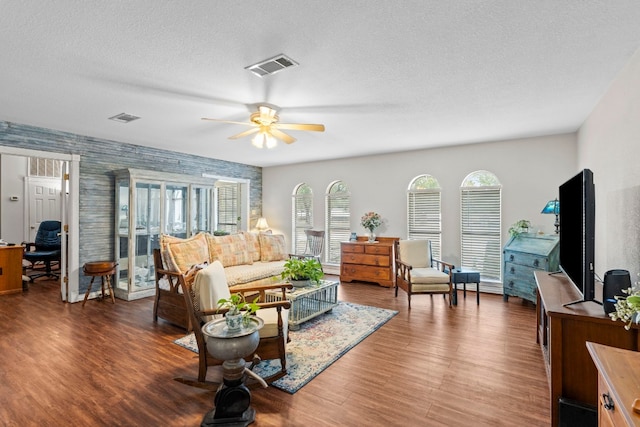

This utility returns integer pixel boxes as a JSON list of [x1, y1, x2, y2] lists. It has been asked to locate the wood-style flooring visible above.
[[0, 277, 550, 426]]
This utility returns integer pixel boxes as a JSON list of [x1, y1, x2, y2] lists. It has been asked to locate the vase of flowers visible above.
[[361, 211, 382, 243]]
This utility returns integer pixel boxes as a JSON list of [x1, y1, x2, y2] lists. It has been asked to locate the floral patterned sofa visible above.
[[153, 231, 288, 330]]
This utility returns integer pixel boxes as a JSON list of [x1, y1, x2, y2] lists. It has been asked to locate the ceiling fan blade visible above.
[[228, 128, 260, 140], [201, 117, 256, 126], [274, 123, 325, 132], [270, 128, 297, 144]]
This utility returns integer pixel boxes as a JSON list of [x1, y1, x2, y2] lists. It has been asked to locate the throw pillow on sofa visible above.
[[241, 231, 262, 262], [165, 233, 210, 274], [206, 233, 253, 267], [259, 233, 287, 262]]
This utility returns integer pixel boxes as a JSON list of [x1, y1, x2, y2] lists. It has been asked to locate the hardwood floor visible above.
[[0, 277, 550, 426]]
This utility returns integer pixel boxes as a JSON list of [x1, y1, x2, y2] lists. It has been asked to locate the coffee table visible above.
[[264, 280, 339, 330]]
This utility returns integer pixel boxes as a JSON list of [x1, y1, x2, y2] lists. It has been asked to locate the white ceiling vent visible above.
[[245, 54, 298, 77], [108, 113, 140, 123]]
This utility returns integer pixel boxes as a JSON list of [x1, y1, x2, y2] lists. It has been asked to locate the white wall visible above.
[[578, 46, 640, 280], [263, 133, 576, 268], [0, 154, 27, 243]]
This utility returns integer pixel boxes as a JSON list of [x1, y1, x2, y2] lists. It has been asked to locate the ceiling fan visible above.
[[202, 105, 325, 148]]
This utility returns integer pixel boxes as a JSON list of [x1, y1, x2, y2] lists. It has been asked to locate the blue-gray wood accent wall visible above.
[[0, 121, 262, 292]]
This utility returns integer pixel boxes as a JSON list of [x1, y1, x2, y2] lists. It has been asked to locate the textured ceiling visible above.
[[2, 1, 640, 167]]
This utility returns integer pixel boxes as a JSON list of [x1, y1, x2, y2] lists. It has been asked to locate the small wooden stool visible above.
[[82, 261, 117, 307]]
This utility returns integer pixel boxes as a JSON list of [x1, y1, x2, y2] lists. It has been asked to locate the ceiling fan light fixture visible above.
[[251, 130, 277, 149]]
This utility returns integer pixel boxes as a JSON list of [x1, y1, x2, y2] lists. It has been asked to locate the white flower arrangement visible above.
[[360, 211, 382, 232], [609, 285, 640, 330]]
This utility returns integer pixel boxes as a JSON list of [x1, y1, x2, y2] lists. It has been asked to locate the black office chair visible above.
[[23, 220, 62, 281]]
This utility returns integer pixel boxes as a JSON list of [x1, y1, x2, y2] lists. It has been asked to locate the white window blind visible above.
[[325, 182, 350, 265], [407, 189, 442, 260], [216, 183, 239, 234], [460, 186, 502, 282], [292, 184, 313, 254]]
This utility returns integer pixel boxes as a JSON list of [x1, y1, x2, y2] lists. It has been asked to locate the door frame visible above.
[[0, 145, 80, 302]]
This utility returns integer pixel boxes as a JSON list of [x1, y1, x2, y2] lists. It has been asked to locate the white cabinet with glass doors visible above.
[[114, 169, 215, 300]]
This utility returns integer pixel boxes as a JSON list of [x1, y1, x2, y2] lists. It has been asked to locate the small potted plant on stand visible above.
[[217, 293, 261, 331], [281, 257, 324, 288]]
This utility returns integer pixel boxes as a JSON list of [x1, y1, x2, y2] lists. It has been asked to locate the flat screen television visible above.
[[558, 168, 596, 305]]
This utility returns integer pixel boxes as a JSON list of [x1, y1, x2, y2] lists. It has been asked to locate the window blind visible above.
[[292, 190, 313, 254], [460, 187, 502, 282], [216, 183, 238, 234], [407, 189, 442, 259], [325, 185, 350, 265]]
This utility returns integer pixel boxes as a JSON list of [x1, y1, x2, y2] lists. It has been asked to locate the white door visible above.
[[27, 177, 61, 242]]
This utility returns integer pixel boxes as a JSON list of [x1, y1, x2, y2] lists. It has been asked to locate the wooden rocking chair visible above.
[[173, 260, 292, 390]]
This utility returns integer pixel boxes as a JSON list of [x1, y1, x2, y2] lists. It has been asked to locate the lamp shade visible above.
[[541, 199, 559, 214], [255, 217, 269, 231]]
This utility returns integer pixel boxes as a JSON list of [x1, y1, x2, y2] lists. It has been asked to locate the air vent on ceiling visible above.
[[245, 54, 298, 77], [108, 113, 140, 123]]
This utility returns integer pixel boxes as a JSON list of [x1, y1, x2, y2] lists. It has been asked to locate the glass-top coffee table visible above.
[[264, 280, 339, 330]]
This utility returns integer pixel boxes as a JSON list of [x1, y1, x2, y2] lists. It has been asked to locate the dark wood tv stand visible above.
[[535, 271, 640, 426]]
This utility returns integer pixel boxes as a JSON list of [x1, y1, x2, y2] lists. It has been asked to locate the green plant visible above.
[[508, 219, 531, 237], [217, 293, 260, 326], [281, 257, 324, 284], [213, 230, 230, 236]]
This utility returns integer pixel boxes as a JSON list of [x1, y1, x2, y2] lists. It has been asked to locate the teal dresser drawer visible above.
[[503, 234, 559, 303]]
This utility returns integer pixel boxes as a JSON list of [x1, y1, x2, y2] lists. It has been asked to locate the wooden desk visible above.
[[587, 342, 640, 426], [0, 246, 24, 295], [536, 271, 639, 426]]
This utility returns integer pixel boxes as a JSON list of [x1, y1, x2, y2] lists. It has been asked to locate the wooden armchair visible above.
[[395, 240, 454, 309], [173, 260, 292, 390]]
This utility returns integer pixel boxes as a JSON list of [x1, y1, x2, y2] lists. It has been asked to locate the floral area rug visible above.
[[173, 301, 397, 394]]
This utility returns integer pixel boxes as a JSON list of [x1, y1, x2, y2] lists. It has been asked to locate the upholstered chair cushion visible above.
[[398, 240, 431, 268]]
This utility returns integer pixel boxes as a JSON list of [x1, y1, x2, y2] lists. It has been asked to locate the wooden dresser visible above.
[[587, 342, 640, 427], [503, 233, 559, 303], [0, 246, 24, 295], [340, 237, 398, 287], [536, 271, 640, 427]]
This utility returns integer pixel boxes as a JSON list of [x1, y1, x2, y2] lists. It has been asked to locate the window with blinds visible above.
[[460, 171, 502, 285], [292, 183, 313, 254], [407, 174, 442, 260], [325, 181, 350, 264], [216, 182, 239, 234]]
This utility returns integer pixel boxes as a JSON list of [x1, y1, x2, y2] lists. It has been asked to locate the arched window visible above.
[[325, 181, 350, 264], [291, 183, 313, 254], [407, 174, 442, 259], [460, 170, 502, 288]]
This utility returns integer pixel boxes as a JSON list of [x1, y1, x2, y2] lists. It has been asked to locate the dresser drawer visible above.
[[598, 373, 627, 427], [365, 245, 390, 255], [341, 244, 364, 254], [504, 251, 549, 270], [341, 264, 391, 282], [342, 253, 390, 267]]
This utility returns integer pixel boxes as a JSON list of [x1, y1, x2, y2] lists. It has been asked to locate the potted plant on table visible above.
[[217, 293, 261, 331], [508, 219, 531, 237], [281, 257, 324, 288]]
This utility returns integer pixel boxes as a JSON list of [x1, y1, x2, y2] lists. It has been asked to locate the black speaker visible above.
[[603, 269, 631, 314]]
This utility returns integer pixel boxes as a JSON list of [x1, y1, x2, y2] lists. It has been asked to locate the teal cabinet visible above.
[[503, 233, 559, 303]]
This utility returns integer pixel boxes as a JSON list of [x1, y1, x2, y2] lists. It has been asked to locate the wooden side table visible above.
[[82, 261, 117, 306], [450, 267, 480, 305]]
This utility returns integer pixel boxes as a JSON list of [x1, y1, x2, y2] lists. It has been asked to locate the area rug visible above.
[[174, 301, 397, 393]]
